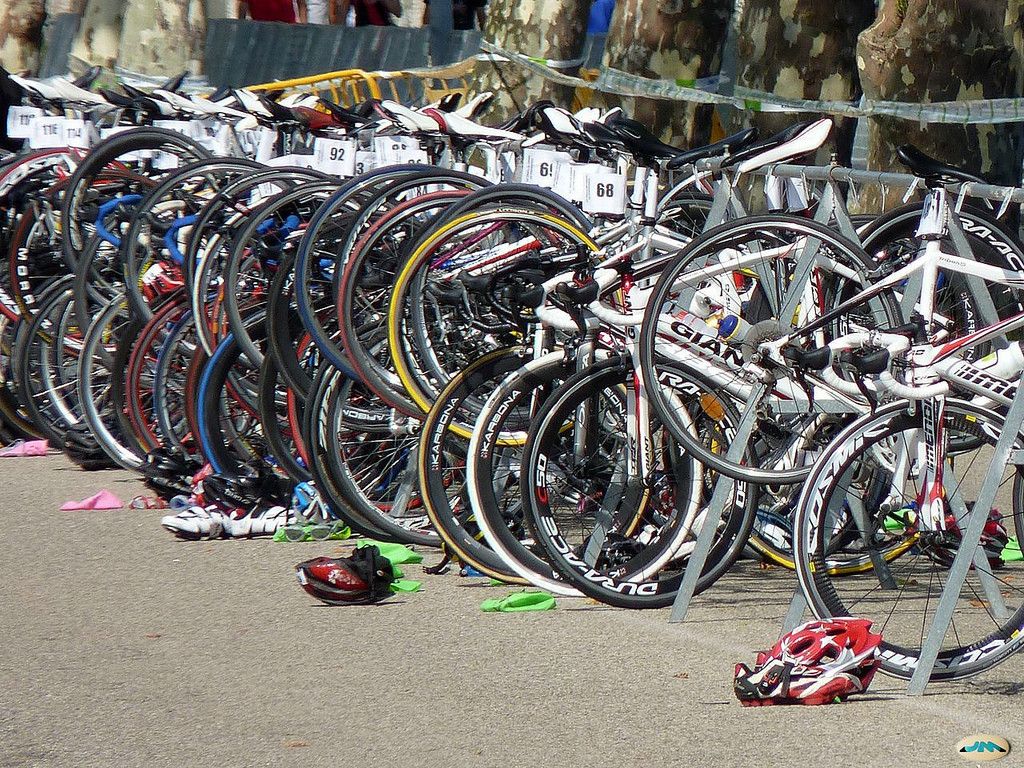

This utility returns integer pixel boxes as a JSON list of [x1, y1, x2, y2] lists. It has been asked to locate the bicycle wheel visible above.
[[388, 207, 598, 413], [794, 397, 1024, 680], [418, 346, 535, 583], [465, 351, 588, 595], [523, 355, 757, 607], [60, 127, 208, 269], [76, 294, 146, 469], [293, 166, 487, 379], [860, 201, 1024, 356], [338, 188, 473, 416], [640, 214, 902, 485]]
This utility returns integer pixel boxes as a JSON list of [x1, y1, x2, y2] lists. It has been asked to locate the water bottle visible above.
[[717, 314, 753, 344]]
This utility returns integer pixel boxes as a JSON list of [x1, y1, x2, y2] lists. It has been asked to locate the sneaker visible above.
[[222, 505, 295, 538], [161, 505, 227, 540]]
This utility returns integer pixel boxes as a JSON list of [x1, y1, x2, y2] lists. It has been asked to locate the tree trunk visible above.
[[46, 0, 86, 13], [470, 0, 589, 122], [119, 0, 205, 75], [71, 0, 124, 69], [0, 0, 46, 74], [733, 0, 875, 164], [858, 0, 1024, 194], [602, 0, 731, 146], [204, 0, 234, 16]]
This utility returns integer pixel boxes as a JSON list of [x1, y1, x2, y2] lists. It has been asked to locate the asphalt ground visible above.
[[3, 454, 1024, 768]]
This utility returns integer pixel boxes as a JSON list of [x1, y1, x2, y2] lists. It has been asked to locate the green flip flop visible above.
[[390, 579, 423, 593], [356, 540, 423, 565], [1003, 536, 1023, 562], [481, 591, 556, 612]]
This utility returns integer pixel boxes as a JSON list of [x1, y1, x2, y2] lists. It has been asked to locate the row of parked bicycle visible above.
[[4, 67, 1024, 683]]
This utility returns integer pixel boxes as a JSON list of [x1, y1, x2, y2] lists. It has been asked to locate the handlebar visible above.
[[782, 331, 948, 400], [94, 194, 143, 248], [163, 214, 198, 265]]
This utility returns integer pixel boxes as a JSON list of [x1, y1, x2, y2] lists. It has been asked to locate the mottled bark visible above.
[[204, 0, 234, 16], [46, 0, 85, 13], [470, 0, 589, 122], [0, 0, 46, 74], [71, 0, 124, 69], [733, 0, 875, 164], [858, 0, 1024, 197], [602, 0, 730, 146], [119, 0, 205, 75]]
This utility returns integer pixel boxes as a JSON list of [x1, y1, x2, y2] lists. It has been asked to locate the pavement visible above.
[[3, 454, 1024, 768]]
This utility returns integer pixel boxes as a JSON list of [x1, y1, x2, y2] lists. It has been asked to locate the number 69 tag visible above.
[[521, 147, 571, 189]]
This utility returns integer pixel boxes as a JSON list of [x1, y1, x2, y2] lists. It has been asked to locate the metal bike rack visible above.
[[666, 162, 1024, 695]]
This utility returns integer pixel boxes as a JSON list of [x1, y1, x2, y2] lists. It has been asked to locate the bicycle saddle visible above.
[[435, 92, 462, 112], [455, 91, 494, 120], [726, 118, 832, 173], [318, 98, 369, 127], [72, 66, 103, 90], [497, 100, 555, 133], [666, 127, 758, 169], [292, 105, 340, 132], [581, 119, 626, 150], [722, 120, 816, 168], [159, 71, 189, 94], [605, 114, 684, 163], [896, 144, 988, 188], [533, 106, 589, 145], [258, 95, 301, 124], [98, 88, 132, 109]]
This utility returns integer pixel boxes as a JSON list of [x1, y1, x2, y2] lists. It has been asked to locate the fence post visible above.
[[429, 0, 454, 65]]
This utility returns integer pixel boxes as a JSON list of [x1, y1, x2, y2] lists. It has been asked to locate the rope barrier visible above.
[[482, 41, 1024, 125]]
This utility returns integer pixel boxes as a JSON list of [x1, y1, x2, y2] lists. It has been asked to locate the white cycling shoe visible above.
[[162, 504, 295, 540], [161, 505, 227, 540], [221, 505, 294, 538]]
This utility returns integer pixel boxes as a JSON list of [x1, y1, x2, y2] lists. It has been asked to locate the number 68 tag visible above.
[[583, 166, 627, 216], [313, 137, 357, 177]]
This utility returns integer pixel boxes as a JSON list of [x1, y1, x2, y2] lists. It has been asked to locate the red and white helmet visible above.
[[295, 547, 396, 606], [734, 617, 882, 706]]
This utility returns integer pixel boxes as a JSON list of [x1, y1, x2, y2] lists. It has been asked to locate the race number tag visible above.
[[255, 127, 278, 163], [190, 120, 226, 153], [235, 128, 261, 158], [520, 148, 572, 190], [250, 180, 286, 206], [7, 106, 42, 139], [373, 136, 428, 166], [62, 118, 94, 149], [99, 126, 152, 161], [30, 116, 65, 148], [353, 149, 375, 176], [265, 154, 316, 168], [152, 151, 180, 170], [469, 150, 517, 183], [583, 165, 627, 216], [313, 137, 357, 177], [154, 119, 193, 137]]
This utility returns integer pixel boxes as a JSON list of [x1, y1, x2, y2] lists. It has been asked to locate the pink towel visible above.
[[60, 490, 124, 511], [0, 439, 48, 457]]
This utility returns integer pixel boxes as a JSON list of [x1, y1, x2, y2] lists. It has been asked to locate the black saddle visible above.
[[896, 144, 988, 188]]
